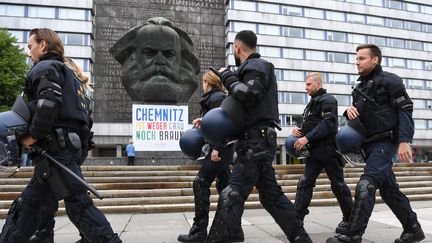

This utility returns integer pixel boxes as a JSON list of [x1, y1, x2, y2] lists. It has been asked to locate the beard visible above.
[[234, 53, 241, 67]]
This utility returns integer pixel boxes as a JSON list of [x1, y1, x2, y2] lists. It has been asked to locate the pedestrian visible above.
[[125, 139, 135, 166], [205, 30, 312, 243], [0, 28, 121, 242], [292, 72, 353, 233], [326, 44, 424, 243], [177, 70, 243, 242]]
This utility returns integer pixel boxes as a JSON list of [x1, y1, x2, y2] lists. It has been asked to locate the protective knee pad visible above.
[[297, 176, 315, 190], [193, 174, 212, 193], [294, 176, 314, 218], [0, 197, 30, 242], [65, 194, 120, 243], [355, 178, 376, 200], [217, 185, 244, 230]]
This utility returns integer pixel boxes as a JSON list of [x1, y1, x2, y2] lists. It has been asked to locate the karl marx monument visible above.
[[110, 17, 201, 103]]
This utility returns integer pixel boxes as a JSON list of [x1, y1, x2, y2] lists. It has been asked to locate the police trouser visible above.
[[35, 192, 58, 235], [0, 149, 121, 243], [192, 145, 233, 229], [294, 155, 353, 221], [346, 141, 418, 237], [207, 137, 305, 242]]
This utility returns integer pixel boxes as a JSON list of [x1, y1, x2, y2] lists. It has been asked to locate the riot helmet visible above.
[[336, 117, 367, 154], [0, 110, 29, 166], [179, 127, 206, 160], [201, 96, 244, 146], [284, 134, 310, 159]]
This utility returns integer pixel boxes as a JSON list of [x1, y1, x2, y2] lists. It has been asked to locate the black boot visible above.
[[326, 234, 361, 243], [335, 220, 349, 234], [230, 227, 244, 242], [394, 223, 425, 243], [29, 229, 54, 243], [178, 224, 207, 243], [292, 230, 313, 243]]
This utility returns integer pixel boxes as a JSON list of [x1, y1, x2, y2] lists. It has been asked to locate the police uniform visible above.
[[0, 54, 121, 243], [295, 88, 353, 226], [327, 65, 424, 243], [206, 53, 311, 243], [178, 88, 241, 242]]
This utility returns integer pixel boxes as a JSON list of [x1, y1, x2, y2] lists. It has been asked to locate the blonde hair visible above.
[[64, 57, 93, 92], [203, 71, 227, 94], [306, 72, 323, 86]]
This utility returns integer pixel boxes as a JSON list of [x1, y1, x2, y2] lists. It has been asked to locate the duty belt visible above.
[[240, 127, 271, 140]]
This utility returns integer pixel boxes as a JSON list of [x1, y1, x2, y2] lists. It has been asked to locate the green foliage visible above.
[[0, 28, 28, 112]]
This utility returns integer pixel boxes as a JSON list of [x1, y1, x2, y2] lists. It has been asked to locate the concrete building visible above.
[[225, 0, 432, 164]]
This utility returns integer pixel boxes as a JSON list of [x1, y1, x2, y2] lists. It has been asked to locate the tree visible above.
[[0, 28, 28, 112]]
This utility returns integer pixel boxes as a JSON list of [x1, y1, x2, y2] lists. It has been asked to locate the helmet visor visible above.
[[0, 139, 9, 166]]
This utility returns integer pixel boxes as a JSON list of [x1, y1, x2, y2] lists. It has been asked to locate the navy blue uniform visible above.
[[295, 89, 353, 224], [206, 53, 310, 243], [328, 65, 422, 243], [178, 88, 236, 242], [0, 54, 121, 243]]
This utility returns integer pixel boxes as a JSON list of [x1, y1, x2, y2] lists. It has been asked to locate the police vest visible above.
[[26, 59, 91, 130], [352, 72, 398, 137], [236, 57, 279, 129]]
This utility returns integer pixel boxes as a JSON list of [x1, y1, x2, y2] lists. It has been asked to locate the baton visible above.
[[209, 67, 222, 77], [31, 145, 103, 199]]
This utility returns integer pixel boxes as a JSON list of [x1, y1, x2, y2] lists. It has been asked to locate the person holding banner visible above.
[[177, 71, 244, 243]]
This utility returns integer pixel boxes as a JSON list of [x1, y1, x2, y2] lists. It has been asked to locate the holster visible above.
[[33, 156, 74, 200]]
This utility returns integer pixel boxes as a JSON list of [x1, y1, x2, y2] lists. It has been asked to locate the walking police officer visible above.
[[292, 72, 353, 233], [326, 44, 424, 243], [205, 30, 312, 243], [0, 28, 121, 242], [177, 71, 243, 242]]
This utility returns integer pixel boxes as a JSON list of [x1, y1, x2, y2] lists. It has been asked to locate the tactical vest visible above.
[[352, 72, 398, 137], [236, 57, 279, 129]]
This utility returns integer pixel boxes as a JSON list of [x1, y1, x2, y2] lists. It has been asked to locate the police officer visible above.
[[205, 30, 312, 243], [0, 28, 121, 242], [292, 72, 353, 233], [177, 71, 244, 242], [326, 44, 424, 243]]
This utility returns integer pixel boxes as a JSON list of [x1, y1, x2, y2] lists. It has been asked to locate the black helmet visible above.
[[284, 134, 310, 159], [179, 127, 205, 160], [0, 110, 29, 166], [336, 118, 367, 154]]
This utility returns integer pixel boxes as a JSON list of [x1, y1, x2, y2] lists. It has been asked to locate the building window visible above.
[[347, 0, 364, 3], [413, 99, 426, 109], [233, 0, 256, 11], [281, 5, 302, 16], [404, 2, 419, 12], [282, 27, 303, 37], [367, 16, 385, 26], [28, 6, 55, 18], [388, 58, 405, 68], [420, 5, 432, 15], [257, 2, 279, 14], [283, 70, 304, 81], [386, 18, 403, 29], [426, 81, 432, 90], [304, 8, 324, 19], [327, 31, 346, 42], [347, 13, 366, 24], [8, 30, 24, 43], [259, 24, 280, 35], [368, 36, 386, 46], [407, 79, 424, 89], [424, 24, 432, 33], [349, 74, 359, 84], [406, 40, 423, 50], [59, 33, 90, 46], [405, 21, 422, 31], [366, 0, 383, 6], [232, 22, 256, 32], [326, 11, 345, 21], [407, 60, 423, 70], [334, 95, 351, 106], [0, 4, 25, 16], [305, 29, 325, 40], [425, 62, 432, 71], [59, 8, 87, 20], [328, 73, 349, 84], [306, 50, 326, 61], [387, 38, 404, 48], [386, 0, 402, 10], [428, 100, 432, 109], [283, 49, 303, 59], [73, 58, 90, 72], [274, 69, 283, 80], [328, 52, 347, 63], [414, 120, 427, 129], [425, 43, 432, 51], [291, 93, 306, 104], [259, 46, 280, 58], [348, 33, 366, 44]]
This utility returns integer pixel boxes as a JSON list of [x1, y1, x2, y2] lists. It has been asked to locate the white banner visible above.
[[132, 104, 188, 151]]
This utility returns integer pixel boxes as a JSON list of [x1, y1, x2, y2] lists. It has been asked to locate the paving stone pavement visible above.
[[0, 201, 431, 242]]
